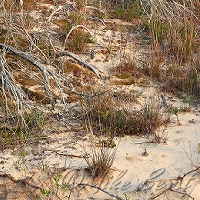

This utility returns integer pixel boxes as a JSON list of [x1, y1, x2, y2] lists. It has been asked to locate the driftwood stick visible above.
[[56, 50, 102, 78]]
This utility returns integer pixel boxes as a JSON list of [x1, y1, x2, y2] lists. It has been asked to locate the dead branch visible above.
[[170, 189, 195, 200], [44, 149, 86, 158], [56, 50, 102, 78], [78, 183, 123, 200], [88, 16, 107, 26], [0, 43, 96, 105], [47, 2, 77, 26], [0, 172, 41, 189], [0, 43, 54, 102], [46, 5, 63, 25], [0, 54, 27, 114], [148, 166, 200, 200], [149, 184, 195, 200]]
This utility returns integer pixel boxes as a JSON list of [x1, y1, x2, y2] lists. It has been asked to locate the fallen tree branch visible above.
[[56, 50, 102, 78], [0, 43, 96, 104], [0, 42, 53, 102], [0, 172, 41, 189]]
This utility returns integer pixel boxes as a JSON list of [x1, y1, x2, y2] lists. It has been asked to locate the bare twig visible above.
[[78, 183, 123, 200], [88, 16, 107, 26], [0, 43, 96, 104], [44, 149, 85, 158], [46, 5, 63, 25], [0, 172, 41, 189], [170, 188, 195, 200], [56, 50, 102, 78], [62, 24, 96, 51], [148, 166, 200, 200]]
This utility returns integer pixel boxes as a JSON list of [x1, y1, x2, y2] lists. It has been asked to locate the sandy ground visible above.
[[0, 2, 199, 200], [0, 31, 200, 200], [0, 96, 199, 200]]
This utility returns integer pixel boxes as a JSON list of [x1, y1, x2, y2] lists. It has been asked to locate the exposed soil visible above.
[[0, 1, 199, 200]]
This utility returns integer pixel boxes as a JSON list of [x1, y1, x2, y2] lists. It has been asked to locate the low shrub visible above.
[[81, 91, 166, 137], [0, 109, 47, 149]]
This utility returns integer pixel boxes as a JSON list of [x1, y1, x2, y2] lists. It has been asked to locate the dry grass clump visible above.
[[84, 143, 117, 177], [55, 11, 86, 33], [81, 91, 167, 137], [81, 92, 117, 134], [161, 64, 200, 95], [141, 0, 200, 97], [113, 60, 137, 75], [81, 92, 167, 177], [112, 60, 141, 78], [111, 60, 149, 86], [68, 11, 86, 25], [75, 0, 87, 11], [150, 0, 199, 63]]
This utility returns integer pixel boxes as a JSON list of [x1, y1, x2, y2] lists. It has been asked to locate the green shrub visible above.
[[0, 109, 47, 149]]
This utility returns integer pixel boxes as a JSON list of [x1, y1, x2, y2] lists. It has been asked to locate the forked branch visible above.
[[0, 43, 98, 109]]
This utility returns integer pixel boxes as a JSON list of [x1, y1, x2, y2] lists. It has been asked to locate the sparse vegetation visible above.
[[113, 1, 142, 21], [142, 0, 200, 97], [0, 0, 199, 199], [81, 91, 168, 137], [0, 108, 47, 149], [172, 107, 181, 125], [84, 143, 117, 177], [66, 28, 94, 53]]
